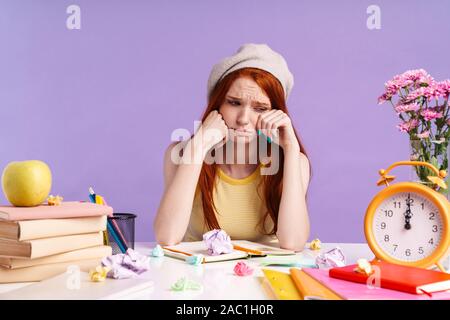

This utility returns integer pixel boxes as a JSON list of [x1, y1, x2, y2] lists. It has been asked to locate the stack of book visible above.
[[0, 201, 113, 283]]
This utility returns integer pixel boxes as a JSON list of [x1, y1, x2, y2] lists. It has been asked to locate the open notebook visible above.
[[0, 272, 154, 300], [163, 240, 295, 263]]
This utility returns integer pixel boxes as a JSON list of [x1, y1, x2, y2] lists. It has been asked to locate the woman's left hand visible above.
[[256, 109, 300, 151]]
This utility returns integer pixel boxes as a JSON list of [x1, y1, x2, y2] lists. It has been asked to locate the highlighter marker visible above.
[[257, 129, 272, 143]]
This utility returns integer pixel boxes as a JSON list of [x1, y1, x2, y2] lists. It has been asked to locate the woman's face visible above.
[[219, 77, 272, 142]]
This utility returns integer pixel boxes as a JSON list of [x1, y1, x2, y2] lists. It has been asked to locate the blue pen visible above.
[[88, 187, 96, 203], [107, 221, 126, 253]]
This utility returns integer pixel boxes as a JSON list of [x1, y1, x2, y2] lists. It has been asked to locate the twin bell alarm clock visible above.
[[364, 161, 450, 272]]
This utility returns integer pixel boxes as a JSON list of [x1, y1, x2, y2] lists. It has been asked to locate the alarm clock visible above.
[[364, 161, 450, 272]]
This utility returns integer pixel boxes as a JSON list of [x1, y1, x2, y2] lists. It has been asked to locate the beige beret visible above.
[[207, 43, 294, 101]]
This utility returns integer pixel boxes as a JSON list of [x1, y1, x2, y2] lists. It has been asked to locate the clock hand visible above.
[[404, 193, 412, 230]]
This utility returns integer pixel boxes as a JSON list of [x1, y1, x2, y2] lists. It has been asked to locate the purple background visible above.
[[1, 0, 449, 243]]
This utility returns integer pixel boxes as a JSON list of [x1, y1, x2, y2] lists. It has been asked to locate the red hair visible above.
[[198, 68, 309, 235]]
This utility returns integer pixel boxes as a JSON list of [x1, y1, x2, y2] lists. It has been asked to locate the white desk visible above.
[[0, 242, 375, 300]]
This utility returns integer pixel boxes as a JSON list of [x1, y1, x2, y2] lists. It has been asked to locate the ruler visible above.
[[261, 269, 301, 300]]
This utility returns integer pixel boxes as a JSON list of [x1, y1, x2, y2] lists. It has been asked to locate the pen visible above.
[[89, 187, 110, 246], [163, 247, 192, 256], [107, 222, 126, 253], [233, 244, 264, 256], [257, 129, 273, 143], [88, 187, 96, 204], [90, 187, 130, 253]]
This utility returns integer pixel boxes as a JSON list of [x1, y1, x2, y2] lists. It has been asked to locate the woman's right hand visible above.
[[193, 110, 229, 154]]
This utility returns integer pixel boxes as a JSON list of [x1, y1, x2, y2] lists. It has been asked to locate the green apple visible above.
[[1, 160, 52, 207]]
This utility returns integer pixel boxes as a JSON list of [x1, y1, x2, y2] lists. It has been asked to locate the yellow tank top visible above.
[[183, 164, 277, 244]]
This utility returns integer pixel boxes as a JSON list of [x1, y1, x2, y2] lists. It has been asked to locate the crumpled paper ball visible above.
[[315, 247, 346, 269], [309, 238, 322, 250], [186, 254, 204, 265], [89, 265, 111, 282], [47, 195, 63, 206], [233, 261, 254, 276], [354, 258, 374, 275], [101, 248, 150, 279], [170, 277, 202, 292], [203, 229, 233, 256], [151, 244, 164, 257]]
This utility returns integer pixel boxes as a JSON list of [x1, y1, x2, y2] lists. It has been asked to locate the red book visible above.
[[329, 260, 450, 295]]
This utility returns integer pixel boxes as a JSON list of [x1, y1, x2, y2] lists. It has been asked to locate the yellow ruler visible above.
[[262, 269, 301, 300]]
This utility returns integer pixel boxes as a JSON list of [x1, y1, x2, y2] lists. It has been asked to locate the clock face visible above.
[[373, 192, 444, 262]]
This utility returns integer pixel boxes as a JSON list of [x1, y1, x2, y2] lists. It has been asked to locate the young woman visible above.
[[154, 44, 311, 251]]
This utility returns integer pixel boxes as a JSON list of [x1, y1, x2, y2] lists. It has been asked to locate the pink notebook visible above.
[[0, 201, 113, 221], [302, 268, 450, 300]]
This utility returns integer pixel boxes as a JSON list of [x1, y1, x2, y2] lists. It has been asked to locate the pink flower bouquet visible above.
[[378, 69, 450, 193]]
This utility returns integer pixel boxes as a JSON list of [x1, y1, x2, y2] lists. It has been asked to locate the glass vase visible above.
[[409, 137, 450, 199], [409, 137, 450, 271]]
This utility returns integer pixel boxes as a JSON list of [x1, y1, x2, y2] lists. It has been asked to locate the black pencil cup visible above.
[[106, 213, 136, 255]]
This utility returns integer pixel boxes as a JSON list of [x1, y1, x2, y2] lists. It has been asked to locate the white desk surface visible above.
[[0, 242, 374, 300]]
